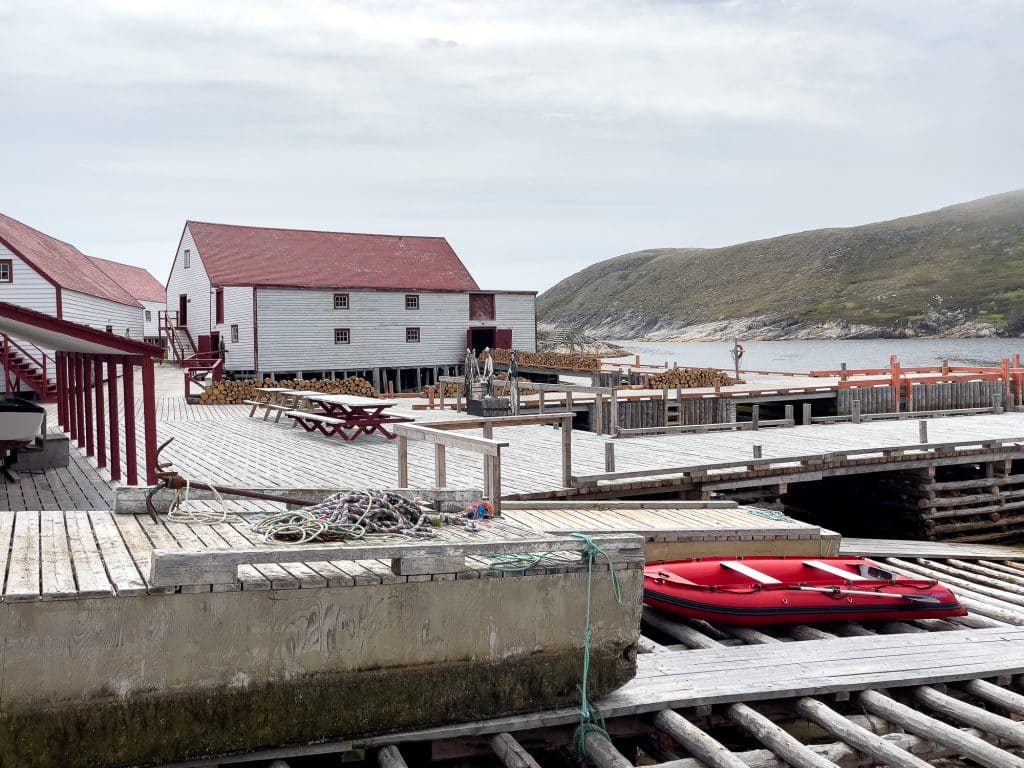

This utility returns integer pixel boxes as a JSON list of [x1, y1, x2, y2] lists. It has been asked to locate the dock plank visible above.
[[89, 511, 148, 596], [66, 512, 115, 598], [40, 510, 77, 599], [5, 511, 41, 601]]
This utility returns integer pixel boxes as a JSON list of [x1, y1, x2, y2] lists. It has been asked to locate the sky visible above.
[[1, 1, 1023, 292]]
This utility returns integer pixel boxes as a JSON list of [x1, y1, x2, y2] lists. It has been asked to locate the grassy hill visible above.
[[539, 190, 1024, 339]]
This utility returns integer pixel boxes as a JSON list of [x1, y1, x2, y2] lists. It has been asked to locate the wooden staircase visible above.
[[159, 310, 197, 365], [1, 335, 56, 402]]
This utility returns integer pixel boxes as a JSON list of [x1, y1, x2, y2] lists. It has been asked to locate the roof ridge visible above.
[[187, 220, 450, 242]]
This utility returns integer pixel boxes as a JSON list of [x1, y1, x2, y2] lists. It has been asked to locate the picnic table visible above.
[[244, 388, 312, 423], [285, 393, 414, 440]]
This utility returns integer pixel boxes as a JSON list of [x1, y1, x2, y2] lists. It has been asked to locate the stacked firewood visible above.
[[487, 348, 601, 372], [649, 366, 742, 389], [197, 376, 378, 404]]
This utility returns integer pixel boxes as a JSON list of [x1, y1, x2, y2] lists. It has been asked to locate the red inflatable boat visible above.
[[643, 556, 966, 626]]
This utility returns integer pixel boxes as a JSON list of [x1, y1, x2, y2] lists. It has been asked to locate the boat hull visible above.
[[644, 556, 966, 626], [0, 398, 44, 445]]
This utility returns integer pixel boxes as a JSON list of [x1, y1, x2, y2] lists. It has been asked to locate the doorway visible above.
[[467, 327, 495, 354], [178, 294, 188, 326]]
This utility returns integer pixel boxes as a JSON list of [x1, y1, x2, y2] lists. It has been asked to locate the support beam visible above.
[[912, 685, 1024, 746], [561, 415, 572, 488], [94, 358, 106, 469], [107, 356, 121, 482], [654, 709, 750, 768], [490, 732, 542, 768], [581, 731, 634, 768], [435, 444, 446, 488], [725, 702, 837, 768], [123, 357, 137, 485], [83, 357, 94, 456], [377, 745, 409, 768], [142, 356, 157, 485], [397, 436, 408, 488]]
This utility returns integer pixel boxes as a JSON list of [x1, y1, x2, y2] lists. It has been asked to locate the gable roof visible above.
[[0, 213, 142, 308], [186, 221, 480, 292], [89, 256, 166, 303]]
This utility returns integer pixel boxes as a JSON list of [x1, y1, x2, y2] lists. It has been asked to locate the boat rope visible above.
[[250, 489, 483, 543], [568, 532, 622, 764], [166, 475, 235, 525]]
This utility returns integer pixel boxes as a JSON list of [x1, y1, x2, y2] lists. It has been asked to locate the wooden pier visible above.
[[150, 551, 1024, 768]]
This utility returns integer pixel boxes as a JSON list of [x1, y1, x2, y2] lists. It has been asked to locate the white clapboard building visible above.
[[89, 256, 167, 346], [166, 220, 537, 391], [0, 213, 149, 399]]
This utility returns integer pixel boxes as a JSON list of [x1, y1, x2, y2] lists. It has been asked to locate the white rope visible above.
[[166, 476, 236, 525]]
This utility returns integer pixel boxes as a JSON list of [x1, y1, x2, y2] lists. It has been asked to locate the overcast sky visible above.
[[2, 1, 1022, 292]]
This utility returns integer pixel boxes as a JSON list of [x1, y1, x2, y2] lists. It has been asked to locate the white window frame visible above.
[[183, 249, 191, 269], [333, 293, 350, 309], [405, 327, 420, 343], [334, 328, 350, 344], [405, 294, 419, 310], [231, 324, 239, 343]]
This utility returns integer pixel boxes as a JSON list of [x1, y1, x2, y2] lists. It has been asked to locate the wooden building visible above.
[[165, 221, 536, 390], [89, 256, 167, 346], [0, 213, 150, 398]]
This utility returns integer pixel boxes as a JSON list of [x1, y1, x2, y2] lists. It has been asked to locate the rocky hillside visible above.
[[539, 190, 1024, 340]]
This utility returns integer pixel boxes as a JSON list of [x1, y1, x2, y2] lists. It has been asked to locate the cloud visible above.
[[0, 0, 1022, 289]]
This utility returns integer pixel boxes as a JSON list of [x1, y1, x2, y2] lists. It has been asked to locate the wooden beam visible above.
[[83, 357, 93, 456], [377, 745, 409, 768], [435, 444, 446, 488], [654, 709, 749, 768], [106, 357, 120, 482], [141, 356, 158, 485], [93, 358, 105, 468], [725, 703, 836, 768], [123, 357, 137, 485], [912, 685, 1024, 746], [490, 733, 542, 768]]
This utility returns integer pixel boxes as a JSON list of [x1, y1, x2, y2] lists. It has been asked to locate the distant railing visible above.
[[1, 333, 55, 397], [183, 358, 223, 400]]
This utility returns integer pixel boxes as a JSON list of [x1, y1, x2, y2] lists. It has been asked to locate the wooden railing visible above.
[[1, 334, 54, 398], [183, 358, 223, 399], [393, 412, 575, 515]]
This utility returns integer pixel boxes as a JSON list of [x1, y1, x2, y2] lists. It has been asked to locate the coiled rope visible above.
[[165, 476, 235, 525], [250, 489, 482, 544]]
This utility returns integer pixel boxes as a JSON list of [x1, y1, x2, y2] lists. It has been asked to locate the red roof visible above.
[[0, 213, 142, 308], [186, 221, 480, 292], [89, 256, 166, 303]]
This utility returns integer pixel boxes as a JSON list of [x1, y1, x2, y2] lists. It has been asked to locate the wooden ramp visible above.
[[502, 501, 841, 559], [842, 537, 1024, 560]]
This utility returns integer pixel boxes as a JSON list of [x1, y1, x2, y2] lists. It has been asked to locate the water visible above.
[[610, 338, 1024, 373]]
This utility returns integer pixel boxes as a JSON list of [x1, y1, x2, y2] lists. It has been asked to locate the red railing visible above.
[[1, 333, 56, 398], [183, 357, 223, 400]]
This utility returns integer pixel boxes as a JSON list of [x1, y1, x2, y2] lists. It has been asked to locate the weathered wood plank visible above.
[[5, 511, 41, 601]]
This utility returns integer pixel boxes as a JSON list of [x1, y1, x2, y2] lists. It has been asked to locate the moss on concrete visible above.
[[0, 643, 636, 768]]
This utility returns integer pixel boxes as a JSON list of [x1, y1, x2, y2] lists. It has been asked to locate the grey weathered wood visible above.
[[490, 451, 503, 516], [918, 420, 928, 443], [150, 533, 644, 586], [792, 698, 932, 768], [725, 703, 839, 768], [392, 423, 508, 456], [605, 442, 616, 472], [5, 510, 40, 601], [655, 709, 751, 768], [913, 685, 1024, 746], [490, 732, 542, 768], [858, 688, 1023, 768], [802, 403, 812, 425], [397, 435, 408, 488], [377, 744, 409, 768], [961, 678, 1024, 717], [642, 610, 720, 650], [435, 444, 446, 488], [581, 730, 633, 768], [561, 415, 573, 489]]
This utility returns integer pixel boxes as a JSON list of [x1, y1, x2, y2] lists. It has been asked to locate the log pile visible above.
[[487, 348, 601, 373], [197, 376, 378, 404], [649, 366, 742, 389]]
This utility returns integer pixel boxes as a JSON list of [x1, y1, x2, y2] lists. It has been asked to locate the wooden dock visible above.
[[153, 553, 1024, 768]]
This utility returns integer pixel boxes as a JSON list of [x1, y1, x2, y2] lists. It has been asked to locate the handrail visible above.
[[183, 358, 223, 399], [1, 333, 54, 396], [572, 435, 1024, 487], [2, 333, 53, 380]]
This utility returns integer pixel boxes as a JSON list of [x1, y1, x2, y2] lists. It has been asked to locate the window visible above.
[[406, 327, 420, 343], [469, 293, 496, 321], [334, 328, 350, 344], [0, 260, 11, 283], [405, 294, 419, 310], [183, 249, 191, 269], [333, 293, 349, 309], [105, 325, 113, 334], [215, 288, 224, 325], [145, 310, 152, 322], [231, 324, 239, 343]]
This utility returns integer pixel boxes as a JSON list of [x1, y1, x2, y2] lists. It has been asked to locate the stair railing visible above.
[[1, 333, 55, 397]]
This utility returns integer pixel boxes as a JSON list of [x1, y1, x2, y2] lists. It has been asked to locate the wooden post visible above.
[[840, 362, 847, 382], [94, 358, 106, 468], [438, 384, 445, 412], [918, 420, 928, 444], [753, 444, 762, 459], [490, 449, 502, 516], [55, 352, 66, 429], [610, 389, 619, 435], [434, 444, 446, 488], [851, 399, 861, 424], [993, 393, 1004, 414], [751, 404, 760, 430], [565, 391, 573, 413], [397, 436, 408, 488], [75, 355, 86, 445], [142, 356, 157, 485], [377, 745, 410, 768], [490, 733, 541, 768], [83, 359, 94, 456], [662, 387, 669, 424], [605, 441, 615, 472], [594, 394, 603, 434], [67, 353, 78, 442], [123, 357, 137, 485], [802, 402, 812, 425], [561, 415, 572, 488], [784, 404, 794, 425], [482, 422, 494, 497], [538, 390, 545, 413], [455, 383, 463, 413], [107, 357, 121, 482]]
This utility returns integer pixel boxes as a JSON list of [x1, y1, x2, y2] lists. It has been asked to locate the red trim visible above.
[[83, 359, 94, 457], [67, 354, 78, 440], [75, 355, 85, 447], [56, 352, 66, 428], [94, 358, 106, 469], [0, 300, 161, 355], [107, 357, 121, 483], [123, 357, 137, 485], [142, 357, 157, 485], [215, 288, 224, 325], [252, 287, 259, 372], [55, 286, 62, 319], [0, 232, 63, 292]]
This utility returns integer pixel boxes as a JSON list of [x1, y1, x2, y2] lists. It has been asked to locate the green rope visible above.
[[569, 532, 621, 763]]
